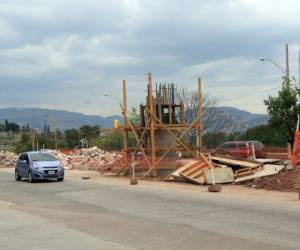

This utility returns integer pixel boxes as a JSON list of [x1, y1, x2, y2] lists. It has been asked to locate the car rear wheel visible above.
[[28, 172, 35, 183], [15, 170, 21, 181]]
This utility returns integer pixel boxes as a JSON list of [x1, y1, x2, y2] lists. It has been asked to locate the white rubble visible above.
[[0, 147, 122, 171], [0, 151, 17, 168], [53, 146, 123, 171]]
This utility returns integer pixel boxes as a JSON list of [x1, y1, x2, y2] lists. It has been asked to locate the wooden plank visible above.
[[255, 158, 281, 164], [169, 160, 197, 177], [234, 166, 261, 178], [179, 158, 210, 185], [234, 164, 286, 183], [211, 156, 260, 168]]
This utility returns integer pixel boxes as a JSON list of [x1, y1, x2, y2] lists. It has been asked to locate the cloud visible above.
[[0, 0, 299, 115]]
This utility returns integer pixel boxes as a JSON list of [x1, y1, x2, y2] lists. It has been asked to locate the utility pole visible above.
[[32, 108, 36, 151], [122, 80, 128, 156], [285, 43, 290, 80]]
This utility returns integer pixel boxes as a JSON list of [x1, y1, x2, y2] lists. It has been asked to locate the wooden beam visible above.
[[148, 73, 156, 177], [180, 100, 184, 124]]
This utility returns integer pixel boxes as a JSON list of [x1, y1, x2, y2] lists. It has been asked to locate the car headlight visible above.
[[32, 162, 39, 170]]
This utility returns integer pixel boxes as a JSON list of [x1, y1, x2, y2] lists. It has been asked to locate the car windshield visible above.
[[30, 153, 57, 162]]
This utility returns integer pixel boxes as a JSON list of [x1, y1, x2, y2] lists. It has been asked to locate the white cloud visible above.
[[0, 0, 299, 115]]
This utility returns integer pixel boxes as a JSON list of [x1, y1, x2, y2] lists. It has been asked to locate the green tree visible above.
[[240, 124, 286, 147], [64, 129, 81, 148], [264, 77, 300, 144], [79, 125, 100, 141], [15, 132, 32, 154], [129, 107, 140, 125]]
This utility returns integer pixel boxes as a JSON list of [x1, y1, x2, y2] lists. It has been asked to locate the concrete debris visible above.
[[54, 147, 123, 171], [0, 151, 17, 168], [204, 167, 234, 184], [165, 154, 287, 187]]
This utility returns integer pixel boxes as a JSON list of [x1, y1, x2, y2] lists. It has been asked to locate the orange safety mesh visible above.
[[291, 130, 300, 168]]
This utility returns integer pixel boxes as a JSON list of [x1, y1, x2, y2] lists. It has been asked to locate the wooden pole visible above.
[[148, 73, 156, 177], [196, 77, 203, 157], [122, 80, 129, 156]]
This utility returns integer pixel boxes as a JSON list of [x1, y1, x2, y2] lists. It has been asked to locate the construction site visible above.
[[1, 72, 299, 194]]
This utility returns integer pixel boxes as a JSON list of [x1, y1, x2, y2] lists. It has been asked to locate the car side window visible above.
[[24, 154, 29, 164], [238, 143, 245, 149], [19, 154, 25, 161], [227, 143, 236, 149], [219, 144, 228, 149]]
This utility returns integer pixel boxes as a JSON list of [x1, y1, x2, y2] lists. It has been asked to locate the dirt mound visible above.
[[244, 168, 300, 192]]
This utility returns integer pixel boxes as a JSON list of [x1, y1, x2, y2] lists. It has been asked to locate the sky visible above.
[[0, 0, 299, 116]]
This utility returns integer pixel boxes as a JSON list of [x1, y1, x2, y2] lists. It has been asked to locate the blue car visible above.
[[15, 151, 64, 183]]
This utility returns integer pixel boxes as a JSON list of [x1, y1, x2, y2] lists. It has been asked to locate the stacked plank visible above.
[[165, 154, 234, 185], [165, 154, 286, 185]]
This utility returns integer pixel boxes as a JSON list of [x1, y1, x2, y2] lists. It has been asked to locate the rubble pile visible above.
[[164, 154, 288, 189], [0, 151, 17, 168], [55, 147, 123, 171], [244, 168, 300, 192]]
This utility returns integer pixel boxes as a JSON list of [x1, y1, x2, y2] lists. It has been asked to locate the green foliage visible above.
[[91, 131, 123, 150], [240, 124, 286, 147], [129, 107, 140, 125], [264, 77, 300, 144], [64, 129, 81, 148], [5, 120, 20, 132], [79, 125, 100, 141], [15, 132, 32, 154], [203, 132, 236, 148]]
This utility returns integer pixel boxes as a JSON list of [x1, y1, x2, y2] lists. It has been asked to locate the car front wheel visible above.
[[28, 172, 35, 183], [15, 170, 21, 181], [57, 177, 64, 182]]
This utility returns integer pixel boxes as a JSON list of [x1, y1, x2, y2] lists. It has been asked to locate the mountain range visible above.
[[0, 107, 268, 131]]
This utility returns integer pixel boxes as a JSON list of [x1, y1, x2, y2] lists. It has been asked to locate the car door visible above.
[[23, 154, 30, 177], [17, 154, 25, 177]]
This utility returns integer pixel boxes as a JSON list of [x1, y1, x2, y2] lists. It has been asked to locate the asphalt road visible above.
[[0, 169, 300, 250]]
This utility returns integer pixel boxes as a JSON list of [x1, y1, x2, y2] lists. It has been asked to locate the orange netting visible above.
[[291, 130, 300, 168]]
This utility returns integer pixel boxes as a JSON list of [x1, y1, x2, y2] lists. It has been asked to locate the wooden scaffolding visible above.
[[118, 73, 204, 177]]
